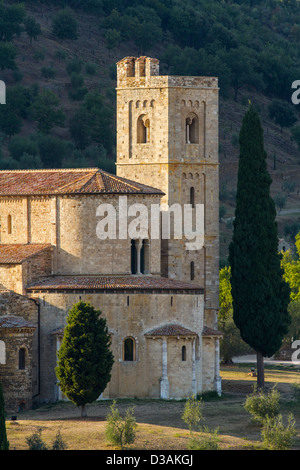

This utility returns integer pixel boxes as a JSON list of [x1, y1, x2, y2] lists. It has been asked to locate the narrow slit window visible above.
[[190, 261, 195, 281], [131, 239, 137, 274], [190, 187, 195, 208], [182, 345, 186, 361], [18, 348, 25, 370], [7, 214, 12, 234]]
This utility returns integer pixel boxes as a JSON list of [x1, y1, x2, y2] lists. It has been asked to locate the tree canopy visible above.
[[55, 301, 114, 416], [229, 104, 291, 386]]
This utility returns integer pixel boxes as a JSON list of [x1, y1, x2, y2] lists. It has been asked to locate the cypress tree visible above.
[[0, 382, 9, 450], [228, 104, 291, 387], [55, 301, 114, 417]]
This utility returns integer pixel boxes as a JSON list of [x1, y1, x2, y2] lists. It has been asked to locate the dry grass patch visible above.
[[5, 363, 300, 450]]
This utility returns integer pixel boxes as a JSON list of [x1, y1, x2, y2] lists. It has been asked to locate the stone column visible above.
[[192, 338, 197, 397], [215, 338, 222, 396], [136, 239, 143, 275], [160, 338, 169, 399], [56, 336, 62, 401]]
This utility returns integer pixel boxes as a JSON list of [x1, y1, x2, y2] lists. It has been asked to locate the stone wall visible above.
[[0, 246, 52, 295], [116, 56, 219, 331], [0, 193, 162, 277], [0, 291, 38, 412], [28, 290, 207, 402]]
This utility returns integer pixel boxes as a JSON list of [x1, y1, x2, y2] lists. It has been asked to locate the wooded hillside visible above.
[[1, 0, 300, 261]]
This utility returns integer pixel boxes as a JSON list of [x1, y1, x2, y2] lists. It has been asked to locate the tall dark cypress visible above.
[[0, 382, 9, 450], [228, 104, 291, 387]]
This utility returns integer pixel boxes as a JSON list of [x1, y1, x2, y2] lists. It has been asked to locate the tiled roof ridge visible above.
[[0, 168, 164, 195], [0, 314, 36, 329], [202, 326, 224, 337], [99, 169, 149, 192], [76, 171, 105, 193], [26, 275, 204, 292], [52, 170, 98, 192], [0, 168, 99, 173], [98, 169, 164, 194], [0, 243, 52, 264], [145, 323, 198, 337]]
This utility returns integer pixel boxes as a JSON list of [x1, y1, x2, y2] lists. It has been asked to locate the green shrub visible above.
[[26, 427, 68, 450], [33, 49, 45, 62], [244, 385, 280, 424], [261, 414, 297, 450], [292, 382, 300, 401], [8, 136, 39, 160], [52, 8, 78, 42], [187, 426, 220, 450], [55, 49, 67, 61], [105, 401, 137, 449], [41, 66, 56, 80], [66, 58, 83, 75], [182, 395, 204, 434], [85, 62, 97, 75], [52, 428, 68, 450], [26, 428, 48, 450]]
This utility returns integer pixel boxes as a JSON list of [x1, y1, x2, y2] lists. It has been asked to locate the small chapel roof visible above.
[[144, 324, 198, 337], [202, 326, 224, 337], [26, 275, 204, 294], [0, 168, 164, 196], [0, 315, 35, 329], [0, 243, 52, 264], [144, 324, 223, 338]]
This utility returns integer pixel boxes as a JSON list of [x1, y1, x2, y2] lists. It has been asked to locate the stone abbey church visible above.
[[0, 57, 222, 412]]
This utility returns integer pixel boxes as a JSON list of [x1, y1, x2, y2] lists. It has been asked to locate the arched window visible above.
[[7, 214, 12, 234], [190, 187, 195, 208], [123, 337, 135, 361], [182, 345, 187, 361], [190, 261, 195, 281], [186, 113, 199, 144], [137, 115, 150, 143], [18, 348, 26, 370]]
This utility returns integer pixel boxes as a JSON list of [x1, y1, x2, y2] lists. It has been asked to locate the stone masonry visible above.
[[0, 57, 222, 411]]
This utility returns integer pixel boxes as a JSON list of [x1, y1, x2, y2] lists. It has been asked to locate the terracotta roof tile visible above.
[[202, 326, 224, 337], [145, 324, 198, 337], [0, 315, 35, 329], [0, 169, 164, 196], [26, 275, 204, 293], [0, 244, 52, 264]]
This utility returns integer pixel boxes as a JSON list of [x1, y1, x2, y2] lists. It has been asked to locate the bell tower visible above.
[[116, 56, 219, 330]]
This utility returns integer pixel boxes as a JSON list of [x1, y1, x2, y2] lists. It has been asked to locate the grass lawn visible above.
[[5, 363, 300, 451]]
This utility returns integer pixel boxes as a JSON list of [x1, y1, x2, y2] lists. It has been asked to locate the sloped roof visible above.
[[0, 244, 52, 264], [144, 324, 223, 338], [0, 315, 35, 329], [26, 275, 204, 293], [145, 324, 198, 337], [0, 168, 164, 196], [202, 326, 224, 337]]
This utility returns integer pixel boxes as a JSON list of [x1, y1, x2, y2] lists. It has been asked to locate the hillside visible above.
[[1, 0, 300, 261]]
